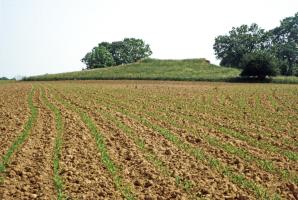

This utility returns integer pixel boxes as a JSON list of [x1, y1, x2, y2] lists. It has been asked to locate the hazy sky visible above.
[[0, 0, 297, 78]]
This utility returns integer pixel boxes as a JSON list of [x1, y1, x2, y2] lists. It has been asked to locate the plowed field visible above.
[[0, 81, 297, 200]]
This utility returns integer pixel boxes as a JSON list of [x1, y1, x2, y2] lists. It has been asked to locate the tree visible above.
[[240, 51, 278, 80], [110, 41, 127, 65], [81, 52, 93, 68], [213, 23, 267, 68], [270, 12, 298, 75], [0, 77, 9, 80], [81, 46, 115, 69], [214, 13, 298, 76], [122, 38, 152, 63], [82, 38, 152, 69], [109, 38, 152, 65]]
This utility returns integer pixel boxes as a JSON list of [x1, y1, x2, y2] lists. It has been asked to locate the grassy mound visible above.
[[24, 59, 240, 81], [23, 58, 298, 83]]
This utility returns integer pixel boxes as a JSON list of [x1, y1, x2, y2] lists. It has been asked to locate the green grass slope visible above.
[[24, 58, 298, 83], [24, 58, 240, 81], [0, 80, 15, 84]]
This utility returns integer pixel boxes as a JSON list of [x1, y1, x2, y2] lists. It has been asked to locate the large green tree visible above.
[[82, 38, 152, 69], [214, 12, 298, 76], [213, 23, 267, 68], [109, 38, 152, 65], [270, 12, 298, 75], [122, 38, 152, 63], [81, 46, 114, 69]]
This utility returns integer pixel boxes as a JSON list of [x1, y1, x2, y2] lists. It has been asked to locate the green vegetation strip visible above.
[[23, 59, 241, 82], [40, 87, 65, 200], [0, 80, 15, 84], [102, 103, 280, 199], [49, 89, 135, 200], [23, 59, 298, 84], [0, 86, 38, 182]]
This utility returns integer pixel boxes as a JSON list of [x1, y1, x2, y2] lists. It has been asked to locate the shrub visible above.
[[240, 51, 278, 80]]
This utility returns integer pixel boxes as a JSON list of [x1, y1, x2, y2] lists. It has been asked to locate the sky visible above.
[[0, 0, 297, 78]]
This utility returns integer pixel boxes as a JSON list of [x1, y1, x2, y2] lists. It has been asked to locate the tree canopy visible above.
[[270, 13, 298, 75], [81, 46, 115, 69], [213, 23, 267, 68], [214, 12, 298, 76], [82, 38, 152, 69]]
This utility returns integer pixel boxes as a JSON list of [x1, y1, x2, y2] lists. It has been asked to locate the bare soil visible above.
[[0, 81, 297, 200]]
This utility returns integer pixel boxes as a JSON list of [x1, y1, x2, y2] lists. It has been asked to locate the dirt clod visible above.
[[144, 180, 153, 188], [164, 149, 172, 155], [237, 195, 249, 200], [134, 180, 142, 186]]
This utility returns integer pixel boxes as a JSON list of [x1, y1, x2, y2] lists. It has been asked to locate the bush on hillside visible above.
[[240, 51, 278, 80]]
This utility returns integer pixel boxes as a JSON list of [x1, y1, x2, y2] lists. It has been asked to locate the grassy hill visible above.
[[24, 58, 298, 83], [24, 58, 240, 81], [0, 80, 15, 84]]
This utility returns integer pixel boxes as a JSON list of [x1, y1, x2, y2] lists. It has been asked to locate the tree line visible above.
[[214, 12, 298, 79], [81, 38, 152, 69]]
